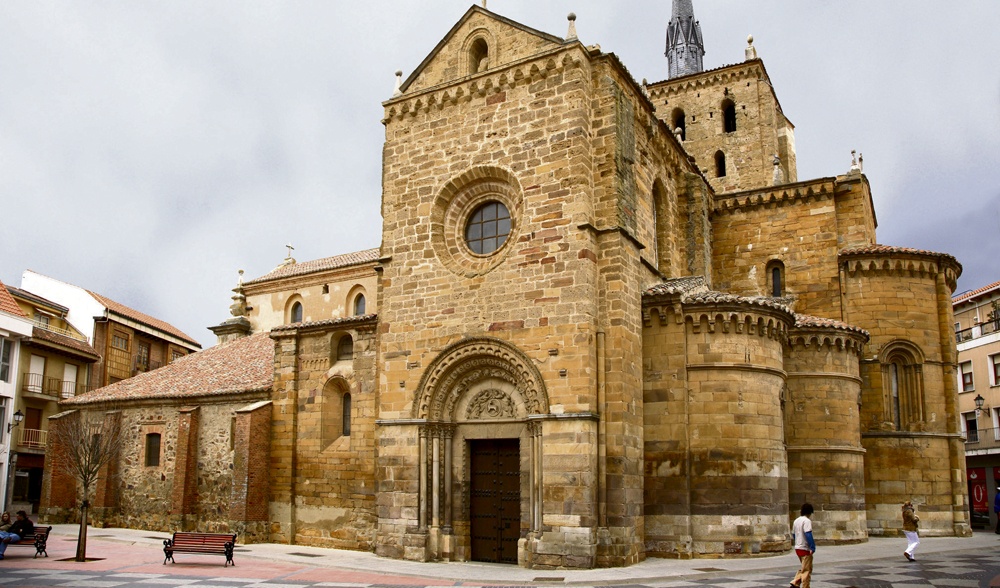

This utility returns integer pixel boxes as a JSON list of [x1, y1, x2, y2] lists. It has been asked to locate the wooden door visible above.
[[469, 438, 520, 564]]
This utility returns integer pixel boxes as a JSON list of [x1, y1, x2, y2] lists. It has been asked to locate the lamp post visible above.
[[4, 409, 24, 512], [976, 394, 986, 414]]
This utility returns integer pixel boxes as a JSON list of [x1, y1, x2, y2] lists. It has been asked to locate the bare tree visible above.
[[48, 408, 126, 562]]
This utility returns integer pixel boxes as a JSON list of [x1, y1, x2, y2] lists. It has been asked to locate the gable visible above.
[[401, 6, 566, 95]]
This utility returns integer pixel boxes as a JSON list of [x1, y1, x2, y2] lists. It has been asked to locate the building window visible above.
[[879, 342, 926, 431], [337, 335, 354, 362], [465, 201, 511, 255], [470, 37, 489, 74], [965, 413, 980, 443], [766, 260, 785, 297], [290, 301, 303, 324], [145, 433, 161, 467], [135, 341, 150, 372], [715, 151, 727, 177], [961, 361, 974, 392], [342, 393, 352, 437], [354, 294, 366, 316], [33, 313, 49, 328], [671, 108, 686, 141], [170, 350, 184, 363], [322, 379, 350, 448], [991, 355, 1000, 387], [111, 332, 129, 351], [722, 98, 737, 133], [0, 339, 11, 383]]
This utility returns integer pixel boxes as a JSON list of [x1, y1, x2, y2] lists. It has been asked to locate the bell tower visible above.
[[665, 0, 704, 78]]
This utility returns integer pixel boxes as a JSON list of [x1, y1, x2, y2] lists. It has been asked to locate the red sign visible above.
[[969, 467, 989, 512]]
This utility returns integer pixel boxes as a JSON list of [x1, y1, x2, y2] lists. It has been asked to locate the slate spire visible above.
[[665, 0, 705, 78]]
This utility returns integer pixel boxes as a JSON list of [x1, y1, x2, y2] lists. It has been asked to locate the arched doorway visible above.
[[412, 337, 548, 563]]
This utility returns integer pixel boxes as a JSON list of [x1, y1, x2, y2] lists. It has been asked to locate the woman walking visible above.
[[902, 500, 919, 561]]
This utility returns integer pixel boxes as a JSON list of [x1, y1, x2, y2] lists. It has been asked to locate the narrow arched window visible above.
[[353, 294, 366, 316], [722, 99, 737, 133], [715, 151, 726, 177], [879, 342, 926, 431], [672, 108, 686, 141], [337, 335, 354, 361], [470, 38, 489, 74], [890, 362, 901, 429], [767, 260, 785, 297], [342, 393, 352, 437], [290, 301, 303, 324]]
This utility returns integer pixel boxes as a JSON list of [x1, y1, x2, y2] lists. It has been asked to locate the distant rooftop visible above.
[[245, 248, 380, 285]]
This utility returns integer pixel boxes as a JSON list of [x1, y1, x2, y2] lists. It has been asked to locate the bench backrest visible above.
[[171, 532, 236, 550]]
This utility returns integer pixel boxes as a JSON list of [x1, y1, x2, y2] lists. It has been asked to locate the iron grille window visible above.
[[145, 433, 161, 467], [465, 201, 511, 255]]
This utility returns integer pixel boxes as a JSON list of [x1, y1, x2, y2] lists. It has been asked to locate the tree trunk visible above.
[[75, 500, 89, 562]]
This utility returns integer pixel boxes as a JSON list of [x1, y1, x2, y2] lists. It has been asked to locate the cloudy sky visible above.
[[2, 1, 999, 348]]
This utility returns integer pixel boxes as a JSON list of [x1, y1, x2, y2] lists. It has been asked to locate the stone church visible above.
[[41, 2, 970, 569]]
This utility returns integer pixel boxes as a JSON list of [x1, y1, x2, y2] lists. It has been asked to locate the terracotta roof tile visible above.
[[245, 248, 380, 285], [953, 279, 1000, 305], [29, 327, 101, 361], [63, 332, 273, 405], [0, 282, 27, 318], [86, 290, 200, 348], [270, 314, 377, 333], [840, 244, 960, 267], [793, 314, 870, 339], [644, 276, 708, 297]]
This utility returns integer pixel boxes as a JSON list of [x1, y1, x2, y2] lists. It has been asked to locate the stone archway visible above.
[[411, 337, 548, 563]]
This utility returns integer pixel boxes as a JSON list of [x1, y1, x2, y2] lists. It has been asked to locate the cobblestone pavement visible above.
[[0, 526, 996, 588]]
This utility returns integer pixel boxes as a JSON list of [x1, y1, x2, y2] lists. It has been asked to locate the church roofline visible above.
[[397, 4, 567, 95]]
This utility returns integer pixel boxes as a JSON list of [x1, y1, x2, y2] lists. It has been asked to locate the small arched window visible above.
[[470, 38, 489, 74], [337, 335, 354, 361], [715, 151, 727, 178], [342, 393, 352, 437], [722, 98, 737, 133], [672, 108, 686, 141], [353, 294, 366, 316], [290, 301, 303, 324], [767, 260, 785, 297]]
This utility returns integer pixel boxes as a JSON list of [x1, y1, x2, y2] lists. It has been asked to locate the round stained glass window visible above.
[[465, 201, 511, 255]]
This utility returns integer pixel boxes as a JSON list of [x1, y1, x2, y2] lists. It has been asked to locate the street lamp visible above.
[[7, 410, 22, 434]]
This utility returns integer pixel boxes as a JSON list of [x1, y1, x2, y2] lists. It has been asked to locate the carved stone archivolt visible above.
[[413, 337, 548, 421]]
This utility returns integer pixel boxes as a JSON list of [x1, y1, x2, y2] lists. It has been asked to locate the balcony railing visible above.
[[132, 358, 162, 376], [31, 318, 88, 342], [965, 426, 1000, 451], [17, 428, 47, 450], [957, 319, 1000, 343], [20, 373, 87, 399]]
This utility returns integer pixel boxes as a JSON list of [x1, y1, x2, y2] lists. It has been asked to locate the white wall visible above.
[[20, 270, 105, 343]]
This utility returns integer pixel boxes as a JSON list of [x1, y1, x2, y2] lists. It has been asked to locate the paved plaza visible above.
[[0, 525, 997, 587]]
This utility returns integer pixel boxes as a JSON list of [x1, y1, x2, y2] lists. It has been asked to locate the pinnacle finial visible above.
[[567, 12, 577, 40], [666, 0, 705, 78], [745, 34, 758, 61], [393, 70, 403, 97]]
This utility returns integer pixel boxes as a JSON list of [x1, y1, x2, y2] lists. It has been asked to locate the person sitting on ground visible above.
[[0, 511, 34, 559], [0, 512, 11, 533]]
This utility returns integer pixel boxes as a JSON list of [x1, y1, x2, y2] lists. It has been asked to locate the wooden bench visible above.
[[163, 532, 237, 566], [4, 526, 52, 558]]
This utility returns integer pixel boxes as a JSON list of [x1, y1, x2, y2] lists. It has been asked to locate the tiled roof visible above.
[[29, 326, 101, 361], [793, 314, 870, 339], [86, 290, 200, 348], [0, 282, 27, 318], [63, 332, 273, 405], [953, 279, 1000, 305], [644, 276, 708, 297], [245, 248, 380, 285], [840, 244, 960, 266], [5, 286, 69, 314], [271, 314, 378, 333]]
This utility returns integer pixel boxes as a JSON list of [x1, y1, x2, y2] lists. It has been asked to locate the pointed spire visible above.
[[665, 0, 705, 79]]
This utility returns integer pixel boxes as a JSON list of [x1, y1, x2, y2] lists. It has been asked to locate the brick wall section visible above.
[[170, 407, 199, 515], [230, 400, 271, 524], [841, 250, 969, 537], [94, 410, 122, 510], [784, 326, 868, 543], [39, 410, 80, 522]]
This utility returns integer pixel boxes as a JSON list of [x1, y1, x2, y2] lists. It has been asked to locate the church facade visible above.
[[41, 3, 969, 569]]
